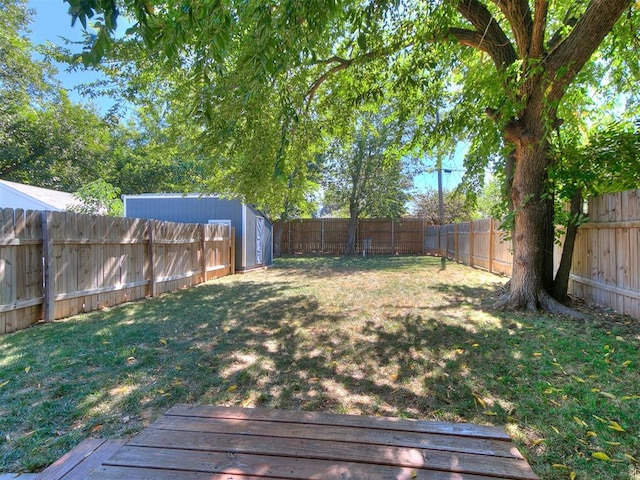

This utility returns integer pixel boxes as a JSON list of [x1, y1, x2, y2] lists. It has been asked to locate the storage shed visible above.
[[123, 194, 273, 272]]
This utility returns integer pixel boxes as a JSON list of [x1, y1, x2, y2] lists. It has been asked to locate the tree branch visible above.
[[306, 58, 353, 102], [306, 40, 409, 103], [448, 27, 516, 69], [456, 0, 517, 69], [530, 0, 548, 58], [546, 0, 633, 102], [491, 0, 533, 57]]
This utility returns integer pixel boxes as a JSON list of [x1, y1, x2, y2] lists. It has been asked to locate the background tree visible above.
[[70, 179, 124, 216], [411, 188, 476, 224], [321, 111, 414, 254]]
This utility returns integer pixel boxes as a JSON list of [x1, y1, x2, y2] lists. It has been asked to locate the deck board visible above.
[[85, 404, 537, 480], [144, 415, 522, 458], [165, 404, 512, 440], [37, 439, 126, 480]]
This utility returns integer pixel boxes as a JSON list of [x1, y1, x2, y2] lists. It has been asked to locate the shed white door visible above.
[[256, 217, 264, 265]]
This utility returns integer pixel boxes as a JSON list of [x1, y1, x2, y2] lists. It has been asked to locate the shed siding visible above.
[[123, 195, 272, 271]]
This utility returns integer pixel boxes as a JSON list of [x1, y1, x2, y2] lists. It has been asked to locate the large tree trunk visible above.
[[501, 111, 583, 316], [505, 130, 550, 310]]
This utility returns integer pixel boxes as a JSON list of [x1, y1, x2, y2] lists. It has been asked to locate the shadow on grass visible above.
[[1, 257, 638, 479]]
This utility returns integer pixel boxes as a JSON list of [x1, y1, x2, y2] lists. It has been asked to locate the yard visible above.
[[0, 256, 638, 479]]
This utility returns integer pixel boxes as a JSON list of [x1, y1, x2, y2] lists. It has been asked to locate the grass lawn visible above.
[[1, 256, 638, 478]]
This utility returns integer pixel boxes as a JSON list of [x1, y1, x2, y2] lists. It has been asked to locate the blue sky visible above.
[[27, 0, 119, 112], [25, 1, 464, 193]]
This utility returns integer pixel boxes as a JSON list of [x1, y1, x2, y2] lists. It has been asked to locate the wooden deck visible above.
[[38, 404, 538, 479]]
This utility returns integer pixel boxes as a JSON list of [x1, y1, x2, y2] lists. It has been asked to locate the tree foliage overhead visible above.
[[63, 0, 638, 312]]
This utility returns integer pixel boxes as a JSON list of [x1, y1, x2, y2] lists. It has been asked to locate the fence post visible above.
[[489, 218, 495, 274], [321, 218, 325, 253], [469, 220, 474, 267], [391, 218, 395, 254], [200, 224, 207, 283], [454, 224, 459, 263], [41, 211, 55, 322], [147, 219, 157, 297], [230, 227, 236, 275]]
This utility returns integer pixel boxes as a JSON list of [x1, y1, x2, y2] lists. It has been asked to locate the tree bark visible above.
[[552, 189, 583, 301], [344, 204, 358, 255], [503, 119, 550, 310]]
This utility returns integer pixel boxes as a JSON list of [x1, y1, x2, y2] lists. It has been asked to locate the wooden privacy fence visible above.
[[425, 189, 640, 320], [564, 189, 640, 319], [276, 218, 427, 255], [424, 217, 513, 276], [0, 208, 235, 334]]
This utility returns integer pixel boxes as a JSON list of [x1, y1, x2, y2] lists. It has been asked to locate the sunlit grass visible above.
[[0, 255, 638, 478]]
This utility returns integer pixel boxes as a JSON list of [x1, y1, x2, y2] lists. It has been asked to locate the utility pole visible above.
[[435, 110, 446, 269]]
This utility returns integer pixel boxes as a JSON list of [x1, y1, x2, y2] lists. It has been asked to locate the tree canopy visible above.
[[57, 0, 640, 311]]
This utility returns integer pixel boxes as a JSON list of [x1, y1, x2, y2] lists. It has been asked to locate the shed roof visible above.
[[0, 179, 79, 211]]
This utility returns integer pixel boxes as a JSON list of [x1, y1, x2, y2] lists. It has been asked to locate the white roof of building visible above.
[[0, 179, 79, 211]]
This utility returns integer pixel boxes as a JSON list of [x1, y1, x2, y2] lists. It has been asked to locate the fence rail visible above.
[[0, 209, 235, 334], [276, 218, 427, 255]]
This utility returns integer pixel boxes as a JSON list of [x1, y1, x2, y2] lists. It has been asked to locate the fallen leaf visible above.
[[604, 441, 621, 446], [622, 360, 632, 367], [532, 438, 545, 446], [242, 397, 252, 408], [623, 453, 639, 463], [24, 366, 31, 374], [472, 393, 487, 409], [472, 343, 480, 347], [159, 338, 167, 345], [90, 424, 103, 433], [572, 376, 586, 383], [0, 380, 9, 388], [608, 421, 625, 432], [600, 392, 616, 400], [621, 395, 640, 400], [586, 431, 598, 437], [569, 471, 577, 480], [552, 464, 568, 469], [592, 452, 612, 461], [533, 352, 542, 357], [573, 416, 588, 427], [226, 385, 238, 393]]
